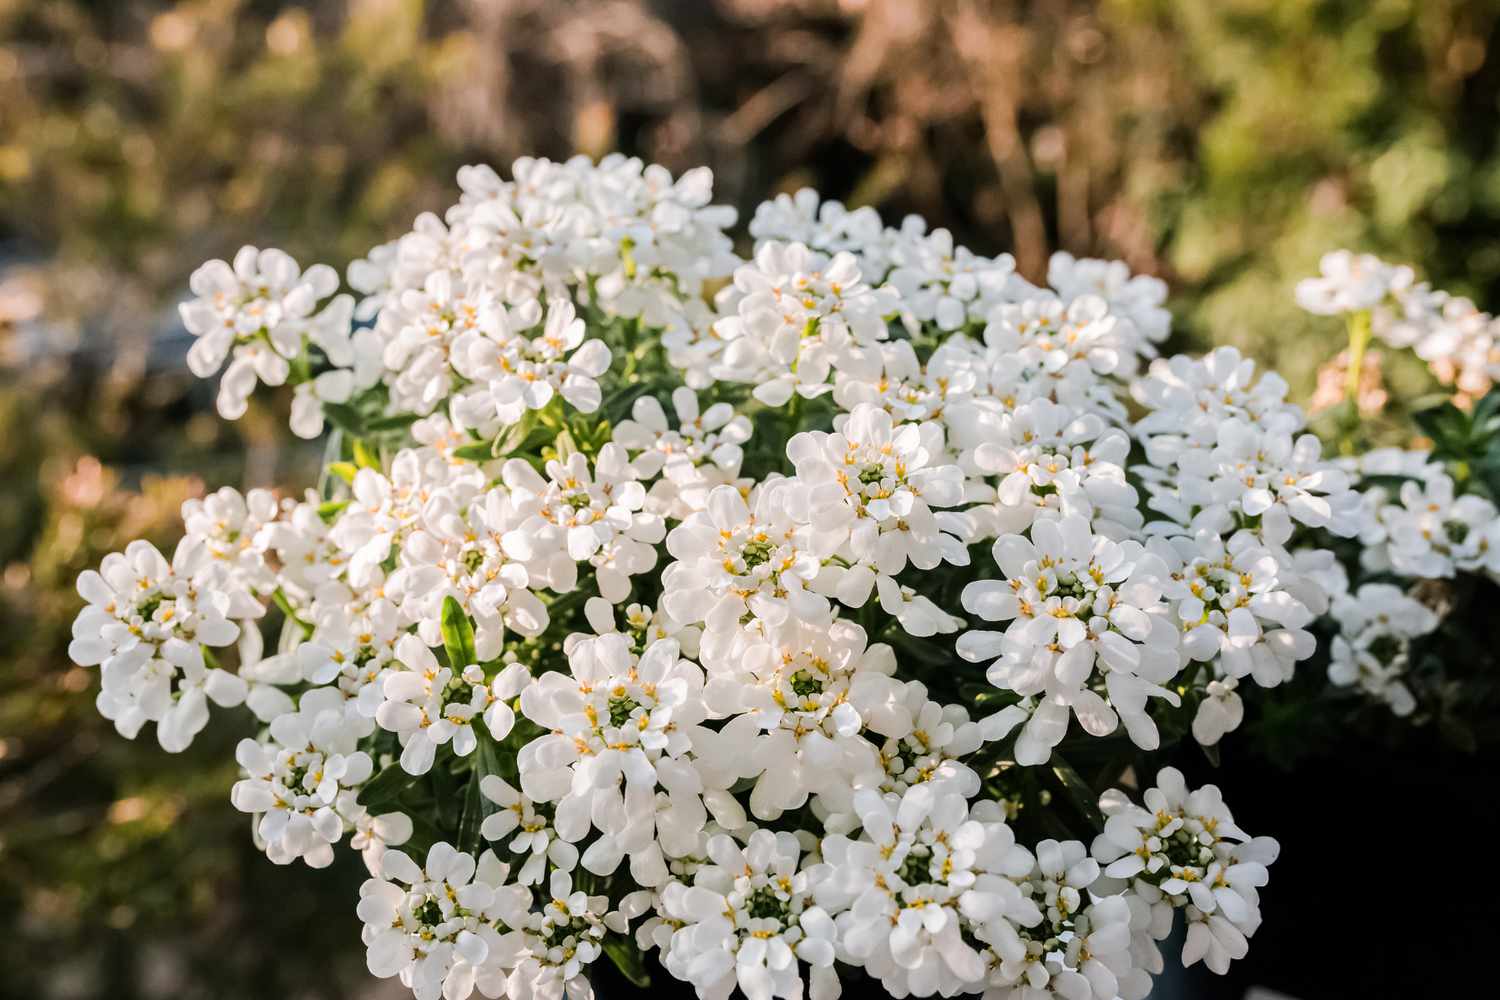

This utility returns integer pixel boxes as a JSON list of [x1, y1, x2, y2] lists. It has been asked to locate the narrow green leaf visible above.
[[270, 587, 311, 633], [326, 461, 358, 485], [323, 401, 366, 437], [457, 726, 504, 857], [441, 596, 478, 669], [452, 442, 494, 461], [491, 412, 537, 457], [1051, 756, 1105, 831], [602, 935, 652, 988], [357, 763, 424, 810], [1471, 387, 1500, 439], [317, 499, 349, 523], [353, 438, 381, 469], [366, 412, 421, 433], [457, 767, 487, 857]]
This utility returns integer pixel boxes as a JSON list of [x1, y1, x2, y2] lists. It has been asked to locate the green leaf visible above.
[[1050, 756, 1105, 831], [457, 766, 487, 857], [491, 412, 538, 457], [1470, 387, 1500, 440], [357, 763, 424, 810], [602, 935, 651, 988], [457, 726, 505, 857], [323, 401, 367, 437], [353, 438, 381, 469], [452, 442, 494, 461], [317, 499, 349, 523], [441, 596, 477, 668], [366, 412, 421, 433], [270, 587, 311, 633], [1413, 401, 1472, 459], [326, 461, 358, 485]]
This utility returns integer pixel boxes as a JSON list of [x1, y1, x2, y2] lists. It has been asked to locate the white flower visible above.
[[492, 867, 627, 1000], [1048, 251, 1170, 353], [358, 843, 513, 1000], [1360, 473, 1500, 581], [695, 617, 905, 820], [180, 485, 281, 596], [832, 339, 978, 425], [1151, 530, 1318, 690], [659, 829, 840, 1000], [887, 222, 1015, 332], [663, 480, 837, 660], [379, 270, 521, 418], [450, 299, 612, 433], [1328, 583, 1441, 716], [1295, 250, 1407, 315], [979, 293, 1136, 414], [958, 515, 1182, 763], [1141, 412, 1359, 546], [517, 635, 707, 887], [392, 485, 549, 659], [789, 404, 971, 624], [1132, 346, 1301, 451], [981, 840, 1139, 1000], [69, 539, 248, 751], [869, 682, 994, 800], [375, 633, 530, 775], [258, 491, 344, 601], [290, 368, 357, 439], [612, 387, 752, 520], [479, 775, 578, 885], [178, 246, 347, 420], [713, 241, 896, 405], [330, 448, 486, 589], [749, 188, 888, 271], [1191, 679, 1245, 746], [963, 397, 1140, 541], [500, 444, 664, 603], [1091, 768, 1278, 976], [231, 686, 374, 867], [817, 785, 1037, 998], [348, 805, 415, 876]]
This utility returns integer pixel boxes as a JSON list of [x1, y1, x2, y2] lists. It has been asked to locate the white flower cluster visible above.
[[77, 157, 1354, 1000], [1092, 768, 1278, 977], [1295, 250, 1500, 720], [1353, 458, 1500, 582], [179, 247, 369, 437], [1298, 249, 1500, 398], [1327, 583, 1440, 717]]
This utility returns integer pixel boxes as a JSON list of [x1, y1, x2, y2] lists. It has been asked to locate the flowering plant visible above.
[[69, 156, 1494, 1000]]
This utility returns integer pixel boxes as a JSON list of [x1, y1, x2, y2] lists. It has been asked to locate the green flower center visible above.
[[608, 694, 641, 728], [745, 885, 789, 922], [741, 538, 774, 570], [788, 670, 823, 699]]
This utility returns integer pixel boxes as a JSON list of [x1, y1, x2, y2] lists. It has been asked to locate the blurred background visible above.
[[3, 1, 1499, 997]]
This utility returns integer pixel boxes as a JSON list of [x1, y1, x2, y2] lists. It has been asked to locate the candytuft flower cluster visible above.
[[80, 153, 1493, 1000]]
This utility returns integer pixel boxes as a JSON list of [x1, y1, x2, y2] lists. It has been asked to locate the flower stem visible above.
[[1344, 309, 1372, 404]]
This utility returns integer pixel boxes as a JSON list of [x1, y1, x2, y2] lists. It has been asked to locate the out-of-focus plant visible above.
[[0, 445, 379, 999], [5, 0, 1499, 390]]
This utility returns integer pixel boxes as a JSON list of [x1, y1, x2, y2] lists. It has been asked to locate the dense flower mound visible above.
[[73, 154, 1489, 999]]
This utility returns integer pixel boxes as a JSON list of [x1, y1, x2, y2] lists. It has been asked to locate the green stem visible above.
[[1344, 309, 1373, 404]]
